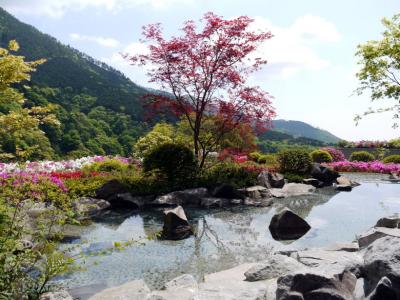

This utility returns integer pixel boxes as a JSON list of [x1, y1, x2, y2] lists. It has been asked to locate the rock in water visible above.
[[311, 163, 340, 185], [258, 171, 285, 189], [269, 208, 311, 241], [160, 206, 193, 240]]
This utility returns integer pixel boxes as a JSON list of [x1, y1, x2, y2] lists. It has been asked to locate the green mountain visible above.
[[0, 7, 149, 158], [0, 7, 341, 159], [271, 119, 340, 144]]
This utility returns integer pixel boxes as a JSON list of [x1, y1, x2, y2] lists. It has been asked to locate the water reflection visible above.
[[61, 178, 400, 295]]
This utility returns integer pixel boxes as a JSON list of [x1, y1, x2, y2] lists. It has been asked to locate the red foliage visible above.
[[126, 12, 276, 164], [50, 171, 104, 180]]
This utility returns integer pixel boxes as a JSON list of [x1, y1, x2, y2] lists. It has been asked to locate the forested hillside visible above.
[[0, 7, 149, 158]]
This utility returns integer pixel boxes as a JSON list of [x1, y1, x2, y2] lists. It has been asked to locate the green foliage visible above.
[[133, 123, 175, 158], [310, 150, 333, 163], [0, 176, 77, 299], [388, 138, 400, 149], [83, 158, 129, 173], [349, 151, 375, 162], [277, 149, 312, 175], [282, 172, 307, 183], [0, 40, 59, 161], [383, 154, 400, 164], [200, 161, 259, 188], [257, 154, 278, 166], [64, 175, 112, 198], [355, 13, 400, 128], [143, 143, 198, 184], [249, 151, 262, 162]]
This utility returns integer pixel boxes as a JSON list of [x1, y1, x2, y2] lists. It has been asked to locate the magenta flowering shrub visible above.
[[320, 147, 345, 162], [325, 160, 400, 175]]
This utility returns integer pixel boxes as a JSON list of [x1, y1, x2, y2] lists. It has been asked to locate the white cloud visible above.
[[69, 33, 120, 48], [2, 0, 194, 18], [251, 14, 341, 78]]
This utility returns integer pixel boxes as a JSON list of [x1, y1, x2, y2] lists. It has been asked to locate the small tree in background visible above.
[[355, 13, 400, 128], [126, 12, 276, 168]]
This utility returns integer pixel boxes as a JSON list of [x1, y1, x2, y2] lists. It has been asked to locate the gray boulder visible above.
[[200, 197, 230, 208], [154, 188, 208, 206], [361, 236, 400, 297], [269, 208, 311, 241], [303, 178, 324, 188], [311, 163, 340, 185], [258, 171, 285, 188], [211, 183, 244, 199], [270, 183, 316, 198], [244, 254, 306, 282], [160, 206, 193, 240], [73, 197, 110, 219], [357, 227, 400, 248], [276, 270, 357, 300], [239, 185, 272, 199], [375, 216, 400, 228], [369, 276, 397, 300]]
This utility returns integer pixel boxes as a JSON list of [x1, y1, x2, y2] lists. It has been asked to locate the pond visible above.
[[59, 173, 400, 298]]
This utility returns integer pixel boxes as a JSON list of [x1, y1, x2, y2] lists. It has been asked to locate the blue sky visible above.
[[2, 0, 400, 141]]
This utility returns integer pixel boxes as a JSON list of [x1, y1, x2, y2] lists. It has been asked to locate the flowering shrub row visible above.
[[324, 160, 400, 175], [0, 156, 131, 174], [338, 139, 400, 149]]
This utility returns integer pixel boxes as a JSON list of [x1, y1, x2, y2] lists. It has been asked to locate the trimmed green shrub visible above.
[[258, 154, 279, 166], [282, 172, 307, 183], [277, 149, 312, 175], [143, 143, 197, 182], [349, 151, 375, 162], [249, 151, 262, 162], [310, 150, 333, 163], [201, 161, 259, 188], [83, 158, 129, 173], [383, 154, 400, 164]]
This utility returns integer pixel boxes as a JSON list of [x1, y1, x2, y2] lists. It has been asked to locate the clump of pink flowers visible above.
[[324, 160, 400, 175], [320, 147, 345, 162]]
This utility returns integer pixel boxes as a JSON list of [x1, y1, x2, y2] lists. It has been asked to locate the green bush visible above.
[[277, 149, 312, 175], [310, 150, 333, 163], [249, 151, 262, 162], [143, 143, 197, 183], [200, 161, 259, 188], [258, 154, 279, 166], [383, 154, 400, 164], [282, 172, 307, 183], [83, 158, 129, 173], [65, 175, 112, 198], [349, 151, 375, 162]]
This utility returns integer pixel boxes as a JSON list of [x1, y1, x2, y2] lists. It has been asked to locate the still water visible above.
[[59, 173, 400, 296]]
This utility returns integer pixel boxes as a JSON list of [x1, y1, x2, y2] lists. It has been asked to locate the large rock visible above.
[[73, 197, 110, 219], [258, 171, 285, 188], [160, 206, 193, 240], [303, 178, 324, 188], [361, 236, 400, 297], [211, 183, 244, 199], [276, 270, 357, 300], [311, 163, 340, 184], [369, 276, 397, 300], [239, 185, 272, 200], [357, 227, 400, 248], [200, 197, 231, 208], [88, 279, 150, 300], [95, 179, 129, 201], [244, 254, 306, 282], [269, 208, 311, 240], [270, 183, 316, 198], [376, 216, 400, 228], [154, 188, 208, 206], [149, 274, 199, 300]]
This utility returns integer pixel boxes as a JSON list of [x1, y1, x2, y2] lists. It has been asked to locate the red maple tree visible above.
[[126, 12, 276, 167]]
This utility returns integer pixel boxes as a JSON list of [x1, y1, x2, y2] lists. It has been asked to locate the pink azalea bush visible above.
[[320, 147, 345, 162], [325, 160, 400, 175]]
